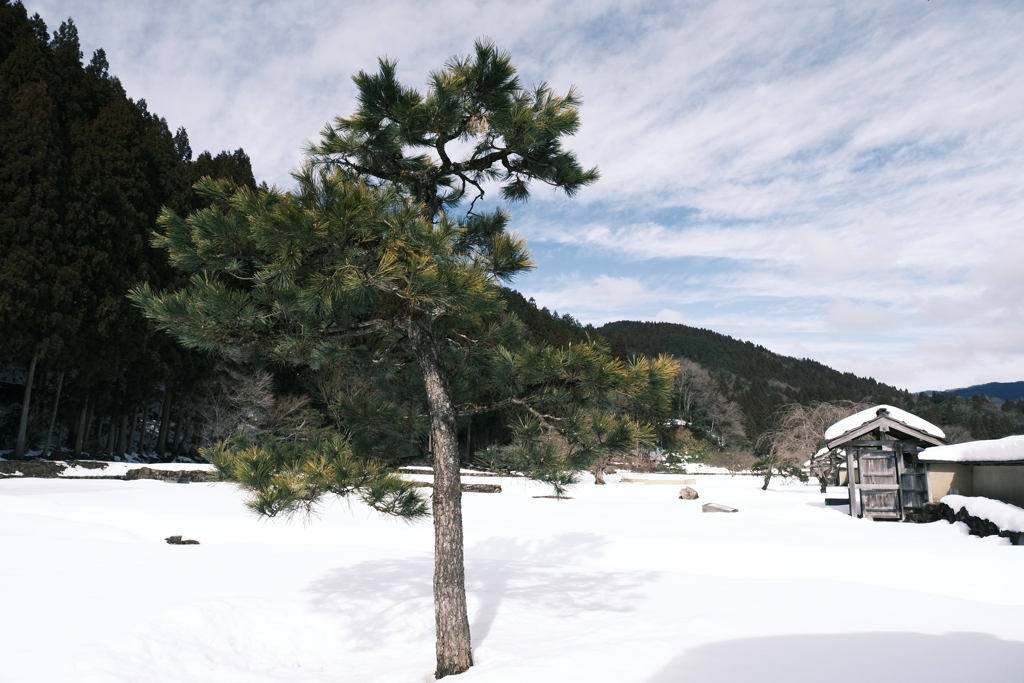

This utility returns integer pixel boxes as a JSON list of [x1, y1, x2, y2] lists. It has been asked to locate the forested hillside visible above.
[[0, 2, 256, 458], [597, 320, 1024, 444]]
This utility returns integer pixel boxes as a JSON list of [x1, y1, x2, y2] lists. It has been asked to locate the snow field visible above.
[[1, 473, 1023, 682]]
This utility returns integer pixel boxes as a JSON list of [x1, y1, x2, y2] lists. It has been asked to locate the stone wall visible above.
[[936, 502, 1024, 545]]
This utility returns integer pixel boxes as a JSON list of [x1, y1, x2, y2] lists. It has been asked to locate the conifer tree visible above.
[[131, 42, 673, 679], [304, 44, 601, 674]]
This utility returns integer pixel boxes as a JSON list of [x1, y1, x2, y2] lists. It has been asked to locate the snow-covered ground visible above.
[[2, 472, 1023, 682]]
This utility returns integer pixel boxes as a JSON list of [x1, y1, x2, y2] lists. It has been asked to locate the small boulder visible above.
[[702, 502, 738, 513], [678, 486, 699, 500], [165, 535, 200, 545]]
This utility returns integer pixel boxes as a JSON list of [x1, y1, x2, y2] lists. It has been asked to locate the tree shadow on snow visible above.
[[304, 532, 658, 649], [645, 632, 1024, 683]]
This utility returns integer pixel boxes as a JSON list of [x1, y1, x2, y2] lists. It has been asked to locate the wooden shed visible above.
[[825, 405, 945, 520]]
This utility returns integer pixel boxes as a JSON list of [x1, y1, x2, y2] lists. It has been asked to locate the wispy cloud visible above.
[[28, 0, 1024, 390]]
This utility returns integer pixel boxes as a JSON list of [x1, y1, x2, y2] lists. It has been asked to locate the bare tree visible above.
[[706, 448, 757, 476], [941, 424, 972, 445], [200, 367, 312, 444], [673, 359, 711, 419], [672, 359, 745, 446], [758, 401, 872, 492]]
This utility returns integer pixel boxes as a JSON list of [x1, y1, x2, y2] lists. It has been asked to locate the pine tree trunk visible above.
[[14, 344, 42, 459], [157, 387, 173, 458], [409, 322, 473, 679], [41, 370, 65, 458]]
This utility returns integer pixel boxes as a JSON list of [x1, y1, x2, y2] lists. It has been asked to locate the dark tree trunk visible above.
[[105, 416, 116, 456], [593, 465, 607, 485], [157, 387, 173, 458], [183, 420, 197, 456], [116, 414, 129, 456], [762, 473, 772, 491], [142, 405, 153, 453], [127, 405, 141, 457], [41, 370, 65, 458], [14, 344, 42, 459], [171, 410, 186, 457], [409, 322, 473, 679], [83, 403, 96, 455], [73, 398, 89, 459]]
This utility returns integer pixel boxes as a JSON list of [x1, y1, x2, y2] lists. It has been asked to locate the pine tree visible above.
[[129, 42, 669, 679], [306, 45, 601, 673]]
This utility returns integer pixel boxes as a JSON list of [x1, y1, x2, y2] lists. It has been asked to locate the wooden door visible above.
[[858, 452, 902, 519]]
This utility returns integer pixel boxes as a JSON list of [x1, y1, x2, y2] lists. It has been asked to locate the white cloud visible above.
[[655, 309, 687, 325], [27, 0, 1024, 390]]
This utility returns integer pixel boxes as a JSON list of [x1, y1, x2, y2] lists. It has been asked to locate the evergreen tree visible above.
[[129, 41, 659, 678]]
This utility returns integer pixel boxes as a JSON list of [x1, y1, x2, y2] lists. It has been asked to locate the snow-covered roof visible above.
[[920, 435, 1024, 463], [824, 404, 945, 441]]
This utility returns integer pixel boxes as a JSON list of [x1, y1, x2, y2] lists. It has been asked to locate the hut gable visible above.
[[825, 405, 945, 521], [825, 404, 945, 447]]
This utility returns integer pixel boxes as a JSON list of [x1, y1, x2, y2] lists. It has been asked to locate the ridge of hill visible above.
[[946, 382, 1024, 402], [595, 320, 907, 439]]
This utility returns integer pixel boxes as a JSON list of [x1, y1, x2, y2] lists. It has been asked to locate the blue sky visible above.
[[28, 0, 1024, 392]]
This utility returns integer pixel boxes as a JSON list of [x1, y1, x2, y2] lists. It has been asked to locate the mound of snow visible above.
[[943, 494, 1024, 534], [921, 435, 1024, 463], [824, 404, 944, 441]]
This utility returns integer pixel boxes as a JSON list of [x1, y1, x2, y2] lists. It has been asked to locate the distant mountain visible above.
[[946, 381, 1024, 402], [595, 320, 907, 440]]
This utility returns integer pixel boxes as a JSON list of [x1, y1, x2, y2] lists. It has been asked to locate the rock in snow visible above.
[[678, 487, 699, 500], [702, 502, 738, 513]]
